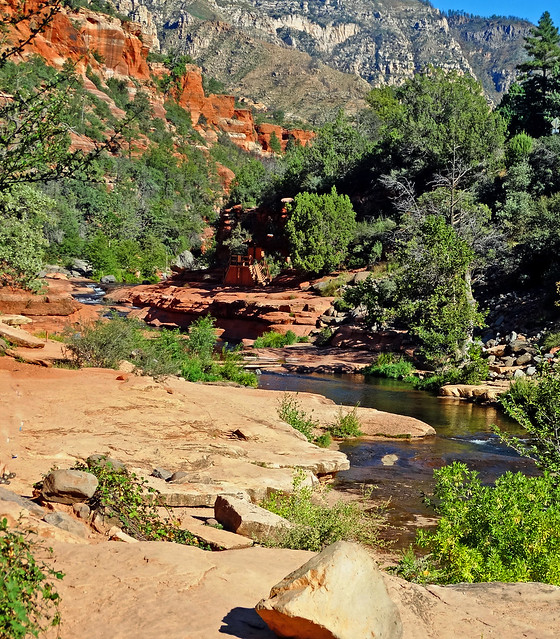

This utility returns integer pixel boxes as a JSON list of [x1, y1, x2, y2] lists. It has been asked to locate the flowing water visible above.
[[259, 371, 536, 545]]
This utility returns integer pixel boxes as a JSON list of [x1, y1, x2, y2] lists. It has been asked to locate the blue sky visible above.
[[432, 2, 560, 27]]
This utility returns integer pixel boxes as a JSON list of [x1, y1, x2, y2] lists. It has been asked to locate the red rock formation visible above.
[[1, 0, 314, 156], [2, 1, 149, 78]]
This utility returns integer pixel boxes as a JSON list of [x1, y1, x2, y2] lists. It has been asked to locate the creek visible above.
[[259, 371, 537, 546]]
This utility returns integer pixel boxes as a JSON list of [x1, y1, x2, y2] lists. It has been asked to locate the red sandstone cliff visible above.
[[1, 0, 313, 155]]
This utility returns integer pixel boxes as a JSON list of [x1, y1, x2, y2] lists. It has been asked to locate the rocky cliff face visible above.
[[3, 0, 310, 156], [116, 0, 531, 116], [447, 14, 532, 100]]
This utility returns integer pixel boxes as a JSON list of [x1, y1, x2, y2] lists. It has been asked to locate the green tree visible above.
[[285, 187, 356, 275], [0, 185, 54, 288], [500, 12, 560, 137], [268, 131, 282, 154], [368, 68, 506, 188], [497, 363, 560, 473], [278, 111, 372, 196]]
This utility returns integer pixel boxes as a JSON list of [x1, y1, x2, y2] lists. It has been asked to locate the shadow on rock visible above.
[[220, 607, 276, 638]]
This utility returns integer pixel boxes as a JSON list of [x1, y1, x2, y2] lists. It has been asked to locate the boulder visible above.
[[44, 511, 89, 538], [100, 275, 116, 284], [214, 495, 291, 542], [0, 323, 44, 348], [41, 469, 98, 505], [71, 259, 93, 276], [0, 314, 32, 326], [172, 249, 196, 271], [256, 540, 403, 639]]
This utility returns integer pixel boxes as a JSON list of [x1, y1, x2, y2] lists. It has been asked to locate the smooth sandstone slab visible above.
[[0, 322, 44, 348]]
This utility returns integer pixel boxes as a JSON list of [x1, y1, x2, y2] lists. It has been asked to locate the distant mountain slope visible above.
[[115, 0, 531, 119]]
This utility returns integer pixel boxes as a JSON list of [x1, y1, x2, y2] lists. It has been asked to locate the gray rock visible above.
[[73, 503, 91, 519], [71, 259, 93, 276], [526, 366, 537, 376], [87, 454, 127, 473], [256, 541, 403, 639], [44, 511, 89, 538], [214, 495, 291, 543], [41, 469, 98, 505], [152, 467, 173, 481], [0, 486, 45, 517], [514, 369, 526, 378], [503, 357, 516, 367], [172, 249, 196, 271], [352, 271, 373, 284], [100, 275, 116, 284], [515, 352, 533, 366]]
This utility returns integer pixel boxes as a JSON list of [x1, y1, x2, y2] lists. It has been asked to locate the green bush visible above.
[[254, 330, 299, 348], [0, 518, 63, 639], [408, 462, 560, 585], [497, 362, 560, 473], [542, 330, 560, 351], [260, 472, 383, 551], [313, 433, 332, 448], [277, 393, 317, 441], [64, 315, 257, 386], [328, 406, 363, 439], [76, 459, 208, 547], [363, 353, 415, 380], [64, 315, 143, 369]]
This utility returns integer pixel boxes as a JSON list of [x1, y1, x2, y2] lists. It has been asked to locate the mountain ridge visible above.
[[114, 0, 532, 119]]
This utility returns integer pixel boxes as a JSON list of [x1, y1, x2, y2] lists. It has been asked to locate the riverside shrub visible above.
[[261, 472, 384, 551], [407, 462, 560, 585], [64, 315, 257, 386]]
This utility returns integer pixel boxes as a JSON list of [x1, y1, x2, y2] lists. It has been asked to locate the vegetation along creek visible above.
[[259, 371, 536, 545]]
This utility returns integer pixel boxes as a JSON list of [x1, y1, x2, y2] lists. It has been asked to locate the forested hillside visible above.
[[0, 0, 559, 378]]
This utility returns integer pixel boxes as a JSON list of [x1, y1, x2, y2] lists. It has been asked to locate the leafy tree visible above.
[[347, 214, 486, 368], [268, 131, 282, 154], [497, 363, 560, 473], [278, 111, 372, 196], [500, 12, 560, 137], [368, 68, 506, 190], [0, 185, 54, 288], [285, 187, 356, 275]]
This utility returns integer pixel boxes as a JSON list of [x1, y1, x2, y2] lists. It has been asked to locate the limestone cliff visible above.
[[114, 0, 531, 118]]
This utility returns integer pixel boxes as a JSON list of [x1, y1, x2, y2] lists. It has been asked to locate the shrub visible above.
[[79, 458, 208, 547], [260, 472, 384, 551], [496, 362, 560, 473], [314, 326, 333, 346], [63, 315, 142, 369], [542, 330, 560, 351], [254, 330, 299, 348], [363, 353, 415, 380], [328, 406, 363, 439], [64, 315, 257, 386], [277, 393, 317, 441], [313, 433, 332, 448], [0, 518, 63, 639], [409, 462, 560, 585]]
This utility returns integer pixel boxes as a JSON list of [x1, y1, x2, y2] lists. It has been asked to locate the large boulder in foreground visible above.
[[256, 540, 403, 639]]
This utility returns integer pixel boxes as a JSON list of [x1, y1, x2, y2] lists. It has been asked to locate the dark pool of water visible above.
[[259, 371, 536, 545]]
